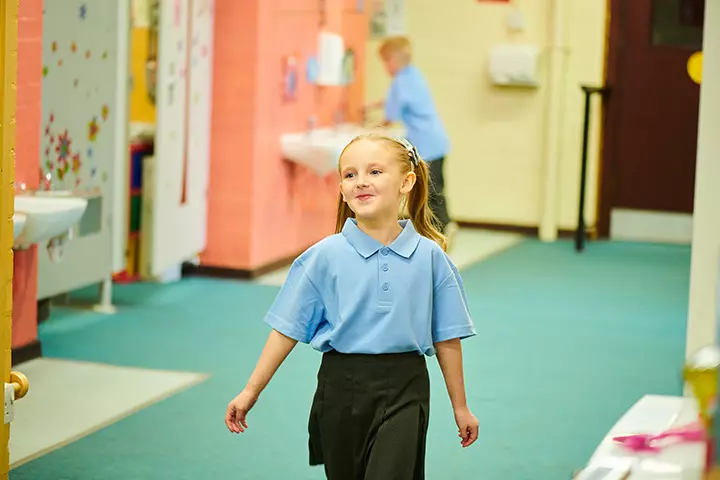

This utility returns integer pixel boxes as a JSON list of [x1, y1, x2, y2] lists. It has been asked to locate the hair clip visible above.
[[395, 137, 419, 166]]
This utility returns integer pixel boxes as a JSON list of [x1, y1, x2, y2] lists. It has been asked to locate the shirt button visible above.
[[382, 282, 389, 291], [382, 264, 389, 272], [381, 248, 389, 256]]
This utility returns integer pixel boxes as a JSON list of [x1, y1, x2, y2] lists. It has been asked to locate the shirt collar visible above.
[[342, 218, 421, 259]]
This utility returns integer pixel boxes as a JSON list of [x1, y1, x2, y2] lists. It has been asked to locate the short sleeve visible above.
[[385, 79, 403, 122], [263, 259, 325, 344], [432, 259, 476, 343]]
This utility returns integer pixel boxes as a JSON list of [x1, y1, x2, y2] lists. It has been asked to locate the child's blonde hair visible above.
[[335, 134, 447, 251], [378, 36, 412, 66]]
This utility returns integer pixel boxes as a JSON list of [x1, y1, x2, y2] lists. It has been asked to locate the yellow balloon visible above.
[[688, 51, 703, 84]]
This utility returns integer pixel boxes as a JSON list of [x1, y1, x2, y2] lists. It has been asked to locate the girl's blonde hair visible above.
[[335, 134, 447, 251], [378, 36, 412, 66]]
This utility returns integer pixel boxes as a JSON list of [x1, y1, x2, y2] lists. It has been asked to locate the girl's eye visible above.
[[344, 172, 355, 179], [370, 169, 381, 175]]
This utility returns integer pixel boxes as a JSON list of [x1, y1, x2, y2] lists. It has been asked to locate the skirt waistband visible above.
[[320, 350, 426, 371]]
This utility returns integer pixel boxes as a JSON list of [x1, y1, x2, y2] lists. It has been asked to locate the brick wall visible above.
[[12, 0, 43, 350]]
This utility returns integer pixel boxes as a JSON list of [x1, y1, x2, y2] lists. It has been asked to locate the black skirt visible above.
[[308, 350, 430, 480]]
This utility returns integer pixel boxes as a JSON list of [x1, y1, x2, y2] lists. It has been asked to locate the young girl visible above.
[[225, 134, 479, 479]]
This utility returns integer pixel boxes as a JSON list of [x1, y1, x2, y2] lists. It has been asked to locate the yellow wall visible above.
[[366, 0, 607, 229], [130, 26, 156, 124]]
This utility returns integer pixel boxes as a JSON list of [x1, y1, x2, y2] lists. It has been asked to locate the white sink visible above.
[[280, 124, 406, 176], [13, 195, 88, 249], [13, 213, 26, 242]]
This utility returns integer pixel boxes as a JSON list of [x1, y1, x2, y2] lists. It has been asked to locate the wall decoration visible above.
[[369, 0, 406, 37], [688, 50, 703, 84], [369, 1, 387, 38], [42, 0, 120, 191], [282, 54, 299, 101], [306, 55, 319, 84], [384, 0, 406, 35]]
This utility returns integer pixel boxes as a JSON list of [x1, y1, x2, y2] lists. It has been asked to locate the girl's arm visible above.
[[226, 329, 298, 433], [435, 338, 468, 410], [435, 338, 479, 447], [245, 329, 298, 395]]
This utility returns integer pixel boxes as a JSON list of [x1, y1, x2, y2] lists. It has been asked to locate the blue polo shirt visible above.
[[263, 219, 475, 356], [385, 65, 450, 161]]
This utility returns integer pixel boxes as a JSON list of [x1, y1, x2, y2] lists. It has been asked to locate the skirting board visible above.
[[455, 220, 589, 240], [182, 247, 311, 280], [12, 340, 42, 366], [610, 209, 692, 244]]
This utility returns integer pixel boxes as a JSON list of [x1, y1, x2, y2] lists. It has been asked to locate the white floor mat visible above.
[[9, 358, 208, 469]]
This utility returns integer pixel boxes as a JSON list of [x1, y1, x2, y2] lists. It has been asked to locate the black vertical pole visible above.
[[575, 85, 608, 253]]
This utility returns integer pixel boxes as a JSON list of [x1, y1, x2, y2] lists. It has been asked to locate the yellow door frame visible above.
[[0, 0, 18, 477]]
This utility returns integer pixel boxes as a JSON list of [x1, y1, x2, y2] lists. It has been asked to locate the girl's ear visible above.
[[339, 183, 346, 202], [400, 171, 417, 195]]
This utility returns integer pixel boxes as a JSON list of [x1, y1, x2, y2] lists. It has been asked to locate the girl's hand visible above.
[[225, 388, 259, 434], [454, 406, 479, 447]]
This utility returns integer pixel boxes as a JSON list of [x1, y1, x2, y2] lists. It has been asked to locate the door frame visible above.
[[597, 0, 624, 238], [0, 0, 18, 474]]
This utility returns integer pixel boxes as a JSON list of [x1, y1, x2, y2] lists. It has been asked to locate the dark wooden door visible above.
[[600, 0, 705, 234]]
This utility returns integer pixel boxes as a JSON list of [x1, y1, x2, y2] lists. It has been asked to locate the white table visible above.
[[582, 395, 706, 479]]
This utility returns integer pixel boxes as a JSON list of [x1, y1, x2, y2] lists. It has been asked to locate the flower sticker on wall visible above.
[[88, 117, 99, 142], [72, 153, 82, 174], [56, 130, 72, 163], [101, 105, 109, 121]]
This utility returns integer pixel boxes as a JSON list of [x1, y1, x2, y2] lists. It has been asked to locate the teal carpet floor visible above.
[[12, 240, 691, 479]]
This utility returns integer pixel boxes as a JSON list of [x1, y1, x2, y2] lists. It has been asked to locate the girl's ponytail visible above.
[[407, 157, 447, 251]]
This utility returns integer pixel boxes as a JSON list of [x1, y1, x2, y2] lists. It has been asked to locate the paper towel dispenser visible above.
[[488, 44, 539, 88], [316, 31, 345, 86]]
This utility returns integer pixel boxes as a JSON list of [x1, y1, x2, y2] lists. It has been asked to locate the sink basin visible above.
[[31, 190, 74, 197], [13, 213, 26, 242], [280, 124, 406, 176], [13, 195, 88, 248]]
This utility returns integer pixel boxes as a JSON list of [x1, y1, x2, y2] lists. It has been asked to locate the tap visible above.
[[333, 108, 344, 129], [14, 181, 27, 194], [307, 115, 317, 135]]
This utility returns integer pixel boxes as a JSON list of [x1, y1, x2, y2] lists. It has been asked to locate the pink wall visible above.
[[12, 0, 43, 349], [201, 0, 258, 270], [202, 0, 367, 271]]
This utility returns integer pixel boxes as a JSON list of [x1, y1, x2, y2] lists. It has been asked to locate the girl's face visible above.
[[382, 54, 401, 76], [339, 139, 416, 223]]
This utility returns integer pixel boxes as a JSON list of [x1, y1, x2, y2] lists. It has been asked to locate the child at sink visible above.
[[364, 36, 457, 246]]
